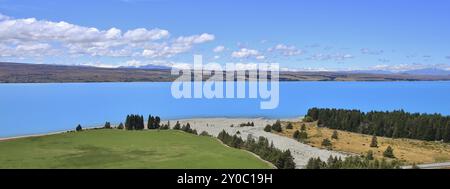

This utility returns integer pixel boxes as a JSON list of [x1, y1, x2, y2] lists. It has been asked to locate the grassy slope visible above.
[[0, 130, 272, 169], [279, 121, 450, 164]]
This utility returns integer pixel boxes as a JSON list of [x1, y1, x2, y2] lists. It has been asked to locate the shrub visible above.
[[321, 138, 332, 149], [331, 130, 338, 140], [199, 131, 210, 136], [303, 116, 314, 123], [286, 122, 293, 129], [300, 124, 306, 131], [366, 150, 374, 160], [264, 125, 272, 132], [383, 146, 395, 158]]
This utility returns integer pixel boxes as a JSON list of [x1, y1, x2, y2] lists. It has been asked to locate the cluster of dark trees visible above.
[[264, 120, 282, 132], [293, 130, 308, 142], [125, 114, 145, 130], [217, 130, 296, 169], [147, 115, 161, 129], [104, 122, 112, 129], [307, 108, 450, 142], [159, 121, 170, 130], [123, 114, 167, 130], [239, 122, 255, 127], [293, 123, 308, 142], [173, 122, 198, 135], [305, 155, 402, 169]]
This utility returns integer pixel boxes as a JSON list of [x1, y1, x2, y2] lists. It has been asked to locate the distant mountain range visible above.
[[347, 68, 450, 76], [1, 62, 450, 83], [119, 64, 171, 70]]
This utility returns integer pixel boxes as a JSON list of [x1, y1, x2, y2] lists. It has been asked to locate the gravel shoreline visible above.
[[174, 117, 347, 168]]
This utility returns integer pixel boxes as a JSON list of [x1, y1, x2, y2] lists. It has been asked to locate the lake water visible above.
[[1, 81, 450, 138]]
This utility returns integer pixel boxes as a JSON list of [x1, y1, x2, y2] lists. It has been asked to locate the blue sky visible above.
[[1, 0, 450, 71]]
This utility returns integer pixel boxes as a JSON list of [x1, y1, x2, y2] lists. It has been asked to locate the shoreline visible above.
[[0, 116, 303, 141], [0, 125, 105, 142]]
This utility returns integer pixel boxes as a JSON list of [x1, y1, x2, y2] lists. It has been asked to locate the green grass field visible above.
[[0, 130, 272, 169]]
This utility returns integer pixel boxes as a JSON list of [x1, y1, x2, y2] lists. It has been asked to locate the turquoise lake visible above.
[[1, 81, 450, 137]]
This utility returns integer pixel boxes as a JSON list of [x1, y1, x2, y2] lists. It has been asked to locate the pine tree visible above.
[[370, 135, 378, 148], [76, 124, 82, 132], [300, 124, 306, 132], [286, 122, 293, 129], [155, 116, 161, 129], [125, 115, 131, 130], [104, 122, 111, 129], [383, 146, 395, 158], [117, 122, 124, 130], [321, 138, 332, 149], [147, 115, 154, 129], [271, 120, 282, 132], [173, 121, 181, 130], [331, 130, 339, 140]]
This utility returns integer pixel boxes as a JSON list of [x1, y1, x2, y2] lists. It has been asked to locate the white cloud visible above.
[[123, 28, 169, 42], [0, 13, 213, 58], [213, 45, 225, 53], [175, 33, 215, 44], [231, 48, 260, 59], [0, 42, 59, 57], [310, 53, 354, 61], [268, 44, 303, 56], [140, 33, 215, 58]]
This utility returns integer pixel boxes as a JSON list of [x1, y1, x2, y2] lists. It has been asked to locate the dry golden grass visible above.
[[278, 121, 450, 164]]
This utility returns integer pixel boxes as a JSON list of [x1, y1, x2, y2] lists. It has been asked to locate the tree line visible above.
[[305, 155, 402, 169], [307, 108, 450, 142], [217, 130, 296, 169]]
